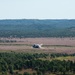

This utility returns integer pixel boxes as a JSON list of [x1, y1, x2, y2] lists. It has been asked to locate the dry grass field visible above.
[[0, 37, 75, 54]]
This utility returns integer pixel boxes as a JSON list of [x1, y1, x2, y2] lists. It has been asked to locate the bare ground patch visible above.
[[0, 38, 75, 54]]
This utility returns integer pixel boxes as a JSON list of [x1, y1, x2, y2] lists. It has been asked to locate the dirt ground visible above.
[[0, 37, 75, 54]]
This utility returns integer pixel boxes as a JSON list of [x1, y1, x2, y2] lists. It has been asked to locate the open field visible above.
[[39, 56, 75, 61], [0, 37, 75, 54]]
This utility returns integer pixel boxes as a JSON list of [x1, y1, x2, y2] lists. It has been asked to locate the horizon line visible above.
[[0, 18, 75, 20]]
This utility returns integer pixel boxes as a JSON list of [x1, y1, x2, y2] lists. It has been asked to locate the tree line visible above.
[[0, 19, 75, 38], [0, 52, 75, 75]]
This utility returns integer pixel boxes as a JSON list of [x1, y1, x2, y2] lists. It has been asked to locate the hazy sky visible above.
[[0, 0, 75, 19]]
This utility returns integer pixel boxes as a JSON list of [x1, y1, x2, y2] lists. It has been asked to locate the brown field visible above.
[[14, 69, 36, 74], [0, 37, 75, 54]]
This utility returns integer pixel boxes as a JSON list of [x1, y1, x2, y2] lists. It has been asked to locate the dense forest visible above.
[[0, 19, 75, 37], [0, 52, 75, 75]]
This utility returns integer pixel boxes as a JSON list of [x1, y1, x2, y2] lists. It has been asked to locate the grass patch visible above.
[[43, 45, 74, 47], [38, 56, 75, 61], [0, 44, 32, 46], [54, 56, 75, 61]]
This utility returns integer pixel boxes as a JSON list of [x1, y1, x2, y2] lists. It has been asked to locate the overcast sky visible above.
[[0, 0, 75, 19]]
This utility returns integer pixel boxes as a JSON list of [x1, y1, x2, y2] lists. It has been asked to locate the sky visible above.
[[0, 0, 75, 19]]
